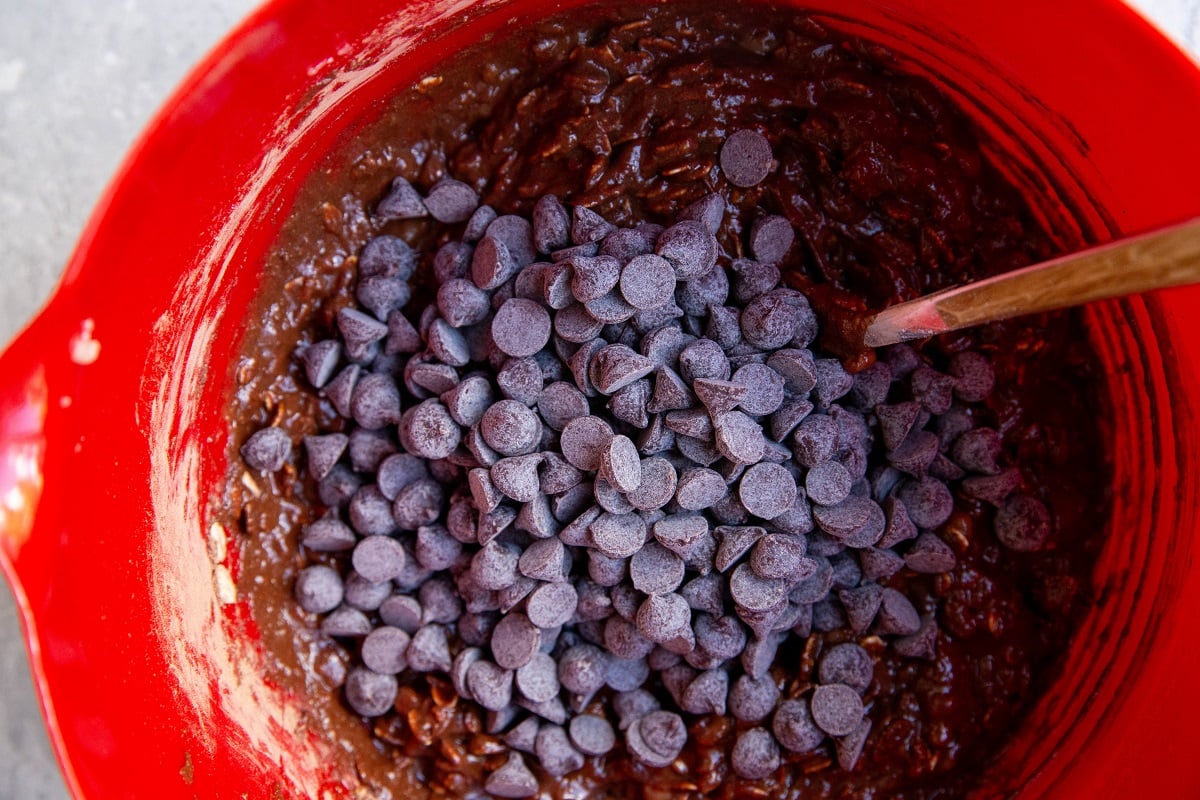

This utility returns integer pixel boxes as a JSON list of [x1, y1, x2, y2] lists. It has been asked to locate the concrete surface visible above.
[[0, 1, 1196, 798]]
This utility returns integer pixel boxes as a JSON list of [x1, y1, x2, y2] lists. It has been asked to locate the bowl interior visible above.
[[8, 0, 1200, 798]]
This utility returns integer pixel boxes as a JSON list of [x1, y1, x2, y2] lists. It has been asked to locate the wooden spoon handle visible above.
[[862, 215, 1200, 347]]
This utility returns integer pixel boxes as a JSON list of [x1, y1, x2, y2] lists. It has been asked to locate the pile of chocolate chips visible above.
[[240, 130, 1052, 796]]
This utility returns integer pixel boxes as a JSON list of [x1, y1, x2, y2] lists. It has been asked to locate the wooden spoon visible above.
[[858, 215, 1200, 348]]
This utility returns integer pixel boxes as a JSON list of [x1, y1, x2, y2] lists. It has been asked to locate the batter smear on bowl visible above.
[[218, 3, 1110, 798]]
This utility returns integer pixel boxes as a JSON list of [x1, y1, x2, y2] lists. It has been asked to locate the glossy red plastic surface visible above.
[[0, 1, 1198, 797]]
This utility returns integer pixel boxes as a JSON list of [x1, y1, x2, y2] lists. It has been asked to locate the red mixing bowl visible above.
[[1, 0, 1199, 797]]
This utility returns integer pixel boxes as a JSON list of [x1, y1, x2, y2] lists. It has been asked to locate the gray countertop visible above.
[[0, 1, 1196, 797]]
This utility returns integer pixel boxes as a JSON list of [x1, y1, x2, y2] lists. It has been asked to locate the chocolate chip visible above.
[[351, 535, 407, 584], [728, 673, 779, 722], [876, 587, 921, 635], [526, 582, 579, 629], [491, 454, 544, 503], [664, 408, 712, 440], [567, 254, 619, 303], [356, 275, 410, 322], [693, 613, 747, 661], [558, 643, 609, 695], [344, 571, 393, 611], [421, 177, 477, 223], [713, 410, 765, 465], [819, 643, 874, 692], [607, 378, 651, 429], [491, 298, 552, 358], [644, 517, 704, 562], [626, 710, 687, 767], [679, 266, 730, 319], [477, 400, 544, 455], [300, 340, 341, 390], [888, 430, 940, 477], [591, 344, 655, 395], [590, 511, 647, 559], [749, 533, 808, 580], [412, 523, 461, 571], [629, 541, 686, 595], [810, 683, 864, 737], [518, 693, 568, 725], [729, 563, 786, 612], [604, 616, 656, 660], [994, 494, 1052, 551], [749, 215, 795, 265], [834, 581, 881, 633], [875, 401, 922, 452], [321, 605, 372, 638], [378, 593, 422, 633], [467, 659, 514, 711], [241, 427, 291, 472], [518, 538, 566, 584], [690, 379, 745, 416], [773, 698, 824, 753], [486, 214, 537, 268], [897, 476, 954, 528], [605, 655, 651, 691], [951, 427, 1002, 475], [536, 382, 588, 432], [790, 414, 835, 467], [731, 727, 781, 780], [711, 524, 761, 572], [961, 467, 1021, 507], [345, 484, 391, 534], [806, 461, 853, 507], [626, 457, 678, 511], [911, 366, 956, 414], [948, 350, 995, 403], [433, 280, 487, 331], [597, 434, 641, 494], [360, 626, 410, 674], [670, 467, 723, 511], [737, 462, 797, 520], [374, 176, 427, 220], [905, 532, 958, 573], [618, 253, 676, 310], [677, 193, 725, 234], [813, 358, 854, 407], [655, 220, 718, 280], [485, 751, 539, 798], [740, 293, 802, 350], [635, 592, 692, 644], [360, 235, 417, 282], [489, 611, 541, 670], [502, 715, 540, 753], [533, 725, 585, 777], [766, 348, 817, 395], [836, 718, 872, 770], [527, 194, 569, 253], [392, 478, 445, 530], [560, 415, 614, 471], [373, 453, 427, 501], [294, 565, 344, 614], [398, 400, 461, 460], [471, 540, 521, 591], [345, 667, 398, 718], [568, 714, 616, 756], [584, 291, 637, 325], [678, 668, 727, 715], [893, 614, 939, 659], [720, 129, 773, 187], [299, 514, 355, 552], [572, 206, 616, 244]]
